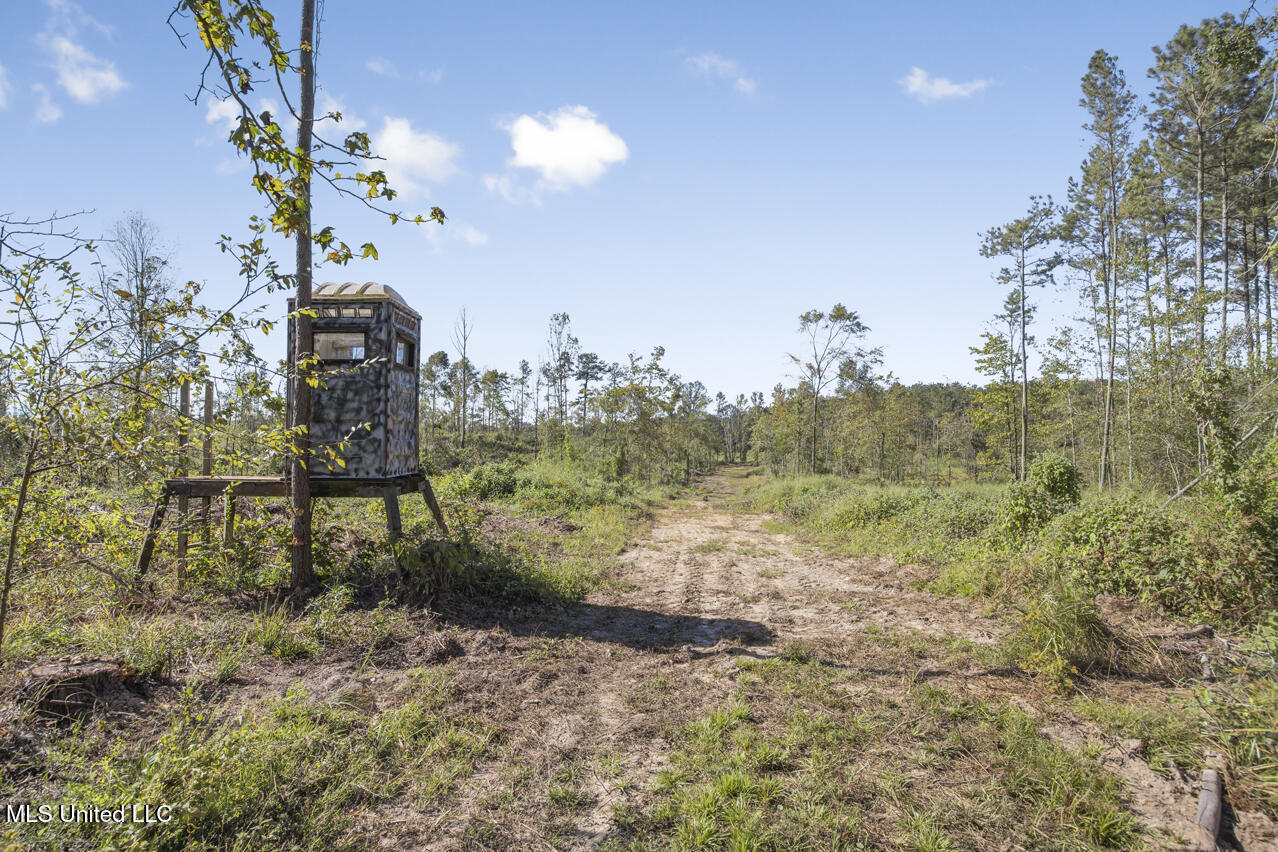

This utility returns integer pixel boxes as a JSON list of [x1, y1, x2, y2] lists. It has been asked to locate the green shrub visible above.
[[754, 466, 1278, 628], [1006, 586, 1117, 691], [1038, 496, 1178, 596], [825, 490, 926, 529], [442, 461, 519, 501], [745, 475, 856, 522], [1028, 454, 1083, 503], [995, 455, 1083, 540], [1038, 495, 1277, 622], [900, 490, 998, 540]]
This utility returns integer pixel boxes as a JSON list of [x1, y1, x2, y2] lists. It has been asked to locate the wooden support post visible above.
[[201, 381, 213, 544], [134, 493, 170, 582], [1196, 753, 1226, 851], [222, 487, 236, 549], [420, 479, 449, 537], [382, 488, 404, 571], [383, 489, 403, 538], [176, 381, 190, 584]]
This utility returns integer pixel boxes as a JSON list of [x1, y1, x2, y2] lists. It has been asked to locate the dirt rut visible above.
[[387, 473, 1264, 851]]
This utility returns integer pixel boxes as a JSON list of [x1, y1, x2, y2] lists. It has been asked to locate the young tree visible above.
[[980, 196, 1059, 479], [1065, 49, 1137, 487], [450, 308, 474, 448], [99, 213, 176, 392], [544, 313, 578, 424], [789, 304, 870, 474], [513, 359, 532, 432], [421, 350, 449, 454], [575, 351, 606, 432]]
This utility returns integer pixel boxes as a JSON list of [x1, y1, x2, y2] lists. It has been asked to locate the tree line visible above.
[[752, 12, 1278, 492]]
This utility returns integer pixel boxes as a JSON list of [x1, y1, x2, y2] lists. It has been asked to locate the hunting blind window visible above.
[[319, 306, 374, 318], [395, 337, 415, 369], [315, 331, 366, 363]]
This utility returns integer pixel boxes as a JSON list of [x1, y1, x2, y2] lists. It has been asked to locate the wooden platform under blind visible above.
[[134, 472, 448, 580]]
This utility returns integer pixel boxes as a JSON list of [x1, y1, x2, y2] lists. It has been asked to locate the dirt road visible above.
[[384, 469, 1272, 851]]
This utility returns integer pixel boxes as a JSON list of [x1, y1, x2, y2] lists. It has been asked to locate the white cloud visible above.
[[32, 83, 61, 123], [42, 34, 125, 102], [205, 96, 240, 133], [422, 220, 489, 253], [0, 66, 11, 110], [318, 93, 366, 131], [365, 57, 443, 86], [685, 52, 756, 95], [36, 2, 125, 105], [481, 173, 535, 205], [458, 225, 488, 246], [501, 105, 628, 191], [366, 56, 396, 76], [44, 0, 111, 37], [373, 117, 461, 196], [899, 67, 989, 103]]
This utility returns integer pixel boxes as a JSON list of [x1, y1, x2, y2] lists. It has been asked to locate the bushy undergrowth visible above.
[[12, 671, 490, 851], [437, 457, 660, 517], [749, 454, 1278, 628], [748, 477, 1002, 594], [751, 453, 1278, 813], [1037, 496, 1275, 622], [432, 458, 667, 607]]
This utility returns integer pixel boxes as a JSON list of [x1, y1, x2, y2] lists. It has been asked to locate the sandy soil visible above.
[[360, 470, 1275, 851]]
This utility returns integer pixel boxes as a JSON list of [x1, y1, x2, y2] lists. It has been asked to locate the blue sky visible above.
[[0, 0, 1247, 398]]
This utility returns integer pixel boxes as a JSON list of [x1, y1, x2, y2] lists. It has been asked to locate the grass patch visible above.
[[12, 671, 491, 850], [1072, 696, 1204, 778], [610, 653, 1139, 851], [436, 458, 665, 608]]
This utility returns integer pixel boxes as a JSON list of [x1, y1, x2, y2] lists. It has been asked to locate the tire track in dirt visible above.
[[407, 472, 1013, 850], [390, 471, 1276, 850]]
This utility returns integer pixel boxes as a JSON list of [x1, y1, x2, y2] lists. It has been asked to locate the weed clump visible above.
[[1005, 588, 1117, 691], [33, 679, 490, 851], [995, 454, 1083, 538]]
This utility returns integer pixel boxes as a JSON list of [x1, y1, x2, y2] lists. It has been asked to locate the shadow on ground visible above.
[[439, 598, 775, 651]]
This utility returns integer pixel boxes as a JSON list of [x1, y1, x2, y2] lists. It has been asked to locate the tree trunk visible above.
[[1019, 257, 1029, 481], [289, 0, 317, 591], [1220, 160, 1229, 362], [1124, 280, 1134, 484], [1100, 270, 1115, 489], [1265, 212, 1273, 366], [1195, 129, 1206, 355], [0, 432, 38, 654], [811, 390, 819, 475], [459, 366, 468, 449]]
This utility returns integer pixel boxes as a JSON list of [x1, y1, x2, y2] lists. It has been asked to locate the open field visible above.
[[5, 465, 1275, 850]]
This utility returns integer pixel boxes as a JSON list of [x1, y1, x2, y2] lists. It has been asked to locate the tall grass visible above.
[[747, 462, 1278, 814], [17, 672, 491, 851], [427, 458, 670, 607]]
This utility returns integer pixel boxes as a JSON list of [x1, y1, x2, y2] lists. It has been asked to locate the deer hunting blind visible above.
[[287, 281, 421, 479], [133, 281, 447, 581]]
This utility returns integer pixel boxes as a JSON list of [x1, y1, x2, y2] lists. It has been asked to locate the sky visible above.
[[0, 0, 1254, 399]]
